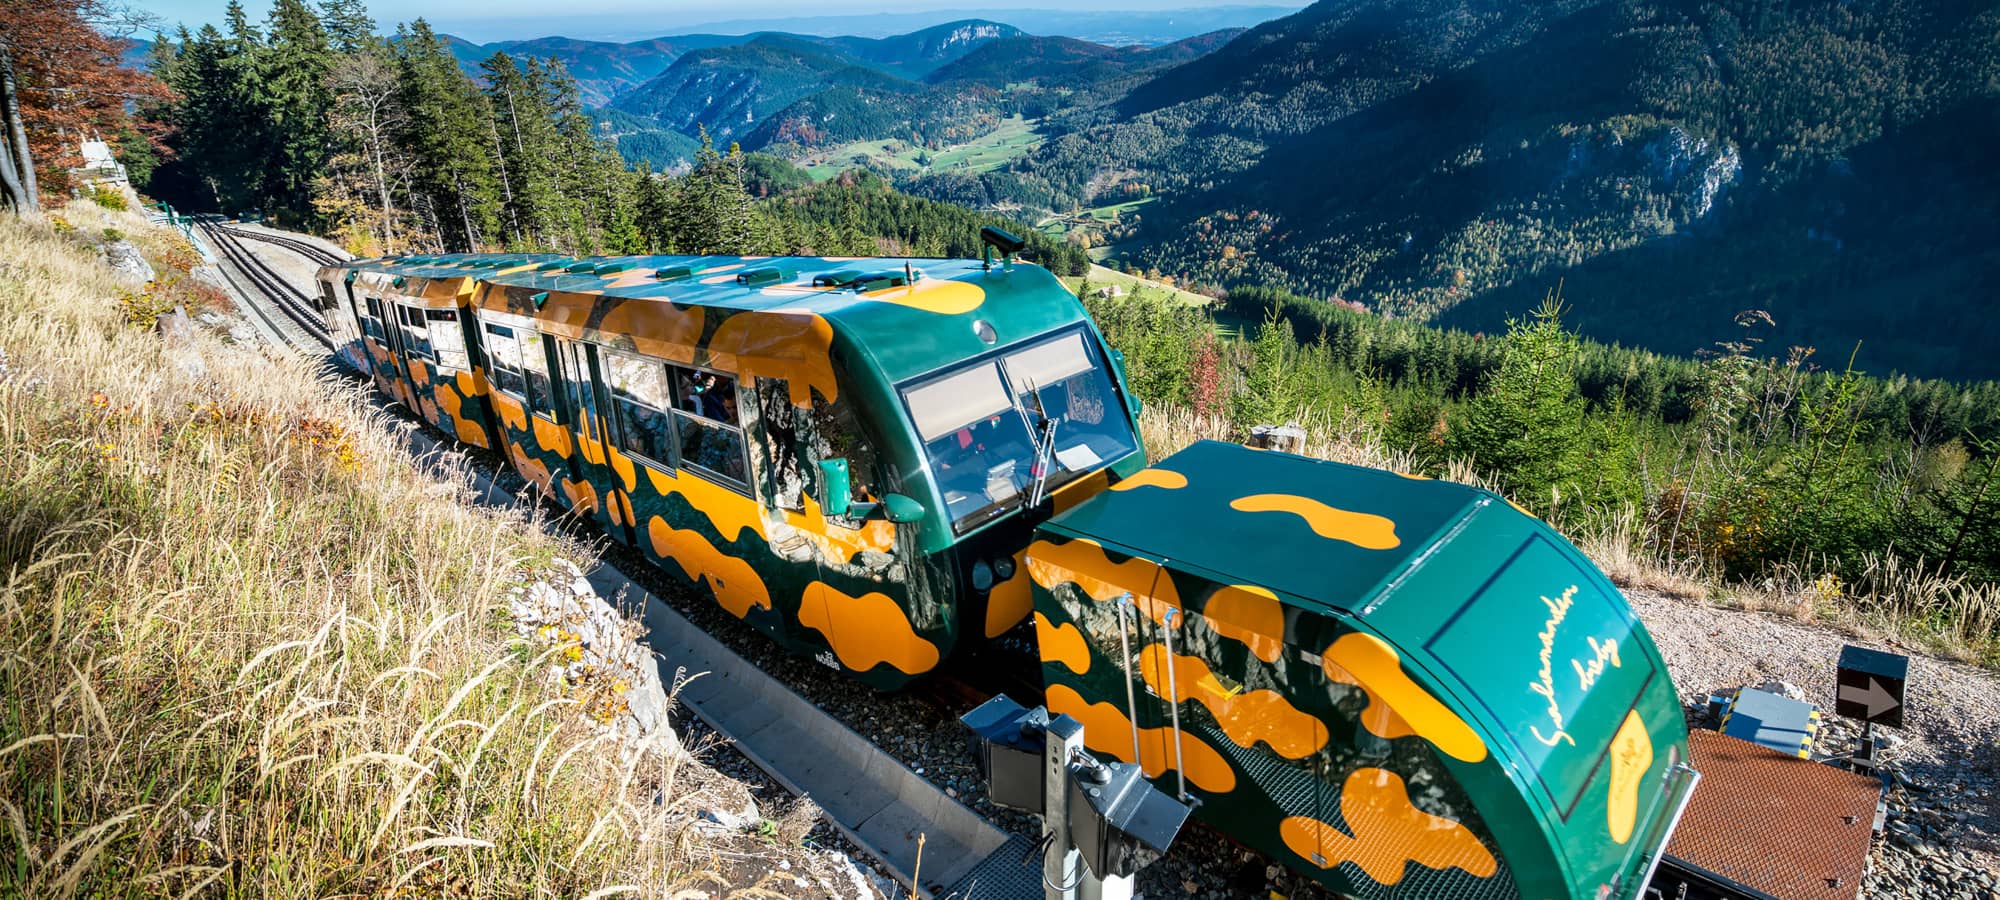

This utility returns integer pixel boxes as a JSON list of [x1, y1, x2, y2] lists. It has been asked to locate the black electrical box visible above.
[[1066, 758, 1192, 880], [961, 694, 1047, 813]]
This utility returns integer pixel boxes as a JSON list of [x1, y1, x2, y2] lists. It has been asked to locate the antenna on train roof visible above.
[[980, 226, 1026, 272]]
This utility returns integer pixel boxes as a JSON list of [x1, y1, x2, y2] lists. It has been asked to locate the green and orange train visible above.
[[315, 245, 1698, 900]]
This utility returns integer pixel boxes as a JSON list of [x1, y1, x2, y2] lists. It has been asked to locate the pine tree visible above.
[[393, 20, 499, 250], [318, 0, 377, 54], [663, 128, 764, 254], [1447, 294, 1589, 513], [261, 0, 335, 225]]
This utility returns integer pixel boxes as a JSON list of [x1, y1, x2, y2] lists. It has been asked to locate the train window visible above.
[[360, 296, 386, 340], [516, 328, 556, 418], [426, 309, 468, 370], [667, 363, 746, 487], [758, 379, 811, 511], [482, 321, 527, 397], [998, 330, 1135, 485], [398, 305, 433, 361], [904, 363, 1036, 531], [605, 352, 675, 466], [813, 396, 883, 510]]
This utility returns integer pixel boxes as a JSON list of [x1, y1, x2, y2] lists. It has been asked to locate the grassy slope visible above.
[[804, 115, 1041, 180], [0, 205, 814, 896], [1066, 264, 1213, 306]]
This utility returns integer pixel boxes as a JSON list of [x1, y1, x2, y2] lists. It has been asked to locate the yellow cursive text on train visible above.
[[1528, 586, 1578, 748]]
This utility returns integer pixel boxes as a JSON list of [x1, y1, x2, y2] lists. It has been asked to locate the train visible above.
[[313, 239, 1704, 900]]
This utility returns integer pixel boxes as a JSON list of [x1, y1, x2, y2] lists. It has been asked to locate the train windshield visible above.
[[903, 329, 1137, 533]]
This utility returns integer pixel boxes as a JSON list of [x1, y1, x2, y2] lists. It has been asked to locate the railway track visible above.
[[214, 224, 348, 268], [198, 221, 334, 350]]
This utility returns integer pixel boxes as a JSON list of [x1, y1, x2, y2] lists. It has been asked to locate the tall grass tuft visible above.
[[0, 205, 808, 896]]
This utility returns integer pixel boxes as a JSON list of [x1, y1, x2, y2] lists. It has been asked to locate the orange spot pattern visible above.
[[1051, 469, 1112, 514], [561, 477, 599, 515], [1139, 645, 1325, 759], [489, 390, 528, 432], [646, 516, 771, 618], [1230, 493, 1401, 550], [1045, 683, 1236, 795], [798, 581, 940, 675], [506, 441, 554, 496], [642, 464, 764, 545], [435, 379, 490, 447], [1026, 538, 1181, 608], [859, 279, 985, 314], [1203, 584, 1285, 664], [1279, 768, 1498, 883], [1035, 612, 1091, 674], [530, 412, 573, 459], [706, 311, 840, 408], [983, 551, 1034, 638], [1110, 468, 1188, 492], [1322, 633, 1487, 763], [597, 299, 702, 364], [1607, 710, 1653, 844]]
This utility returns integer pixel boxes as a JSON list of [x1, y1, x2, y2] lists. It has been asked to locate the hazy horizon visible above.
[[133, 0, 1309, 43]]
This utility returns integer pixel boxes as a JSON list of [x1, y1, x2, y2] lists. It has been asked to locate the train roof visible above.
[[467, 254, 1091, 387]]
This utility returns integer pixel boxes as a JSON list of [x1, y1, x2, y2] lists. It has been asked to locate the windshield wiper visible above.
[[1029, 415, 1059, 508]]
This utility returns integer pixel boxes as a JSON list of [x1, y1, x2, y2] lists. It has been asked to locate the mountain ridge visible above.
[[917, 0, 2000, 379]]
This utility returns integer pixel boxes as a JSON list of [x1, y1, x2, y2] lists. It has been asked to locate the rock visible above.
[[1756, 680, 1806, 703], [103, 239, 154, 286]]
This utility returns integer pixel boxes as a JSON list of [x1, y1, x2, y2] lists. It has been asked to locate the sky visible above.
[[129, 0, 1299, 42]]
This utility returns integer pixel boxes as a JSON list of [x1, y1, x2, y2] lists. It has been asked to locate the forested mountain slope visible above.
[[609, 37, 917, 145], [931, 0, 2000, 379]]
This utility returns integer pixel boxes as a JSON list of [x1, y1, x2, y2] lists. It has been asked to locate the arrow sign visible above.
[[1838, 678, 1899, 719], [1835, 644, 1908, 728]]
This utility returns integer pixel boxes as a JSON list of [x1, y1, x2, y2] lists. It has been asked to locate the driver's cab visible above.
[[903, 327, 1141, 536]]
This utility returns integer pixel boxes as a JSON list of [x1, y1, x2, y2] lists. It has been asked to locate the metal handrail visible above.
[[1160, 605, 1188, 802], [1116, 594, 1141, 762]]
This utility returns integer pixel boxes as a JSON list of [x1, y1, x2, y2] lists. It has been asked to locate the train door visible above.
[[392, 301, 442, 423], [554, 339, 631, 544], [375, 295, 418, 409]]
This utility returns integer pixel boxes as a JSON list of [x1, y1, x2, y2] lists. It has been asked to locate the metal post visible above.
[[1078, 869, 1134, 900], [1115, 595, 1140, 762], [1159, 607, 1188, 802], [1044, 715, 1085, 900]]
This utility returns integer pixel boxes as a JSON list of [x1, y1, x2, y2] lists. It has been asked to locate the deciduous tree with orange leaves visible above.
[[0, 0, 169, 210]]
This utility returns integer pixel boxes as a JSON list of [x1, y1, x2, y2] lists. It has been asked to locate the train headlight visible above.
[[971, 559, 995, 592], [993, 556, 1016, 580]]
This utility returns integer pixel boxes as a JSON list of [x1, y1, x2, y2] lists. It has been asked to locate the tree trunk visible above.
[[0, 130, 27, 211], [365, 116, 395, 252], [0, 39, 40, 211]]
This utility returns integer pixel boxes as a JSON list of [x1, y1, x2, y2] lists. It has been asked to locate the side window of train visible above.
[[813, 396, 883, 513], [757, 379, 812, 512], [399, 306, 433, 361], [425, 309, 469, 370], [481, 321, 528, 398], [605, 351, 675, 466], [516, 328, 556, 418], [360, 296, 386, 340], [666, 364, 747, 487]]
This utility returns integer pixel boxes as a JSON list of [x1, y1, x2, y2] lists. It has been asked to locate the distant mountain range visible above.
[[432, 6, 1304, 45], [581, 20, 1245, 167], [907, 0, 2000, 380], [430, 6, 1296, 106]]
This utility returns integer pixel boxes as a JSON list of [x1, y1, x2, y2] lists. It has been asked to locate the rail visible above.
[[197, 221, 334, 350], [214, 224, 348, 268]]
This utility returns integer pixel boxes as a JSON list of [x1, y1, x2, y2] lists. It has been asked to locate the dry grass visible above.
[[0, 205, 815, 897]]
